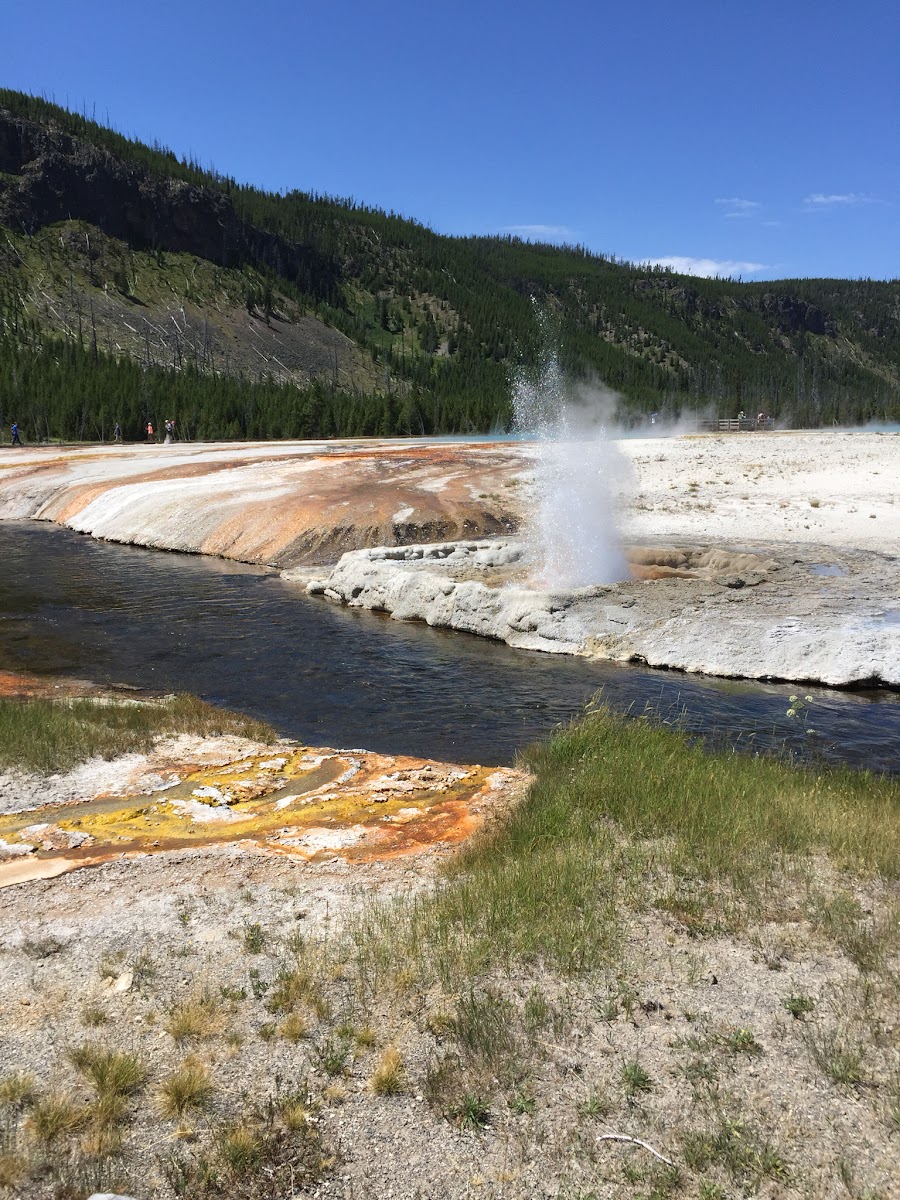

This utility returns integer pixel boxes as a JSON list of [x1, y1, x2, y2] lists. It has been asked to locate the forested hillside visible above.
[[1, 89, 898, 441]]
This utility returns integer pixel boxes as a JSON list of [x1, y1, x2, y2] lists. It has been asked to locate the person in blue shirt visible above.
[[10, 422, 22, 446]]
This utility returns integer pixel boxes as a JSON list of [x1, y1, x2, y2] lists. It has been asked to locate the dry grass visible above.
[[156, 1056, 215, 1121], [279, 1012, 309, 1043], [69, 1044, 146, 1100], [281, 1101, 313, 1132], [163, 1099, 329, 1198], [0, 1073, 36, 1109], [368, 1046, 406, 1096], [354, 1023, 377, 1049], [80, 1004, 109, 1027], [165, 991, 224, 1042], [267, 962, 328, 1018], [221, 1124, 261, 1171], [0, 1151, 26, 1191], [25, 1092, 85, 1144]]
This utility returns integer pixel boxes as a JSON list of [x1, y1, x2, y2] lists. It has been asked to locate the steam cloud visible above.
[[512, 351, 630, 589]]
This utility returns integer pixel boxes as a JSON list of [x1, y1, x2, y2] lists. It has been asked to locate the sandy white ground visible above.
[[1, 429, 896, 557], [616, 430, 899, 554]]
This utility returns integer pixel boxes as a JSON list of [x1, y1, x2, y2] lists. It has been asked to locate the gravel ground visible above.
[[1, 835, 898, 1199]]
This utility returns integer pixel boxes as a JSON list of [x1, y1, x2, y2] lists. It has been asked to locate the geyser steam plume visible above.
[[512, 347, 628, 589]]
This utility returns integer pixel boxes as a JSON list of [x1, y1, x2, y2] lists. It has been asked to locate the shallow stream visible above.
[[2, 522, 898, 772]]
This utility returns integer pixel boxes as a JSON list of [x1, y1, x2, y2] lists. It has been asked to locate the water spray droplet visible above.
[[512, 314, 628, 588]]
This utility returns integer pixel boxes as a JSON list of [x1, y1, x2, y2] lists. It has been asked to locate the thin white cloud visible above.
[[504, 223, 577, 238], [803, 192, 871, 208], [641, 256, 767, 278], [715, 197, 760, 218]]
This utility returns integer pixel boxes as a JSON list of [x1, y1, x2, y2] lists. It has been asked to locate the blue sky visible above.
[[3, 0, 898, 280]]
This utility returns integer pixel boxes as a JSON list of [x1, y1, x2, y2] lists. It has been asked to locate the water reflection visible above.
[[2, 522, 898, 772]]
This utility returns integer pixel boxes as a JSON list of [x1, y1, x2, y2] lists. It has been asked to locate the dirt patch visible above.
[[0, 671, 105, 700], [624, 545, 778, 581], [1, 817, 897, 1198]]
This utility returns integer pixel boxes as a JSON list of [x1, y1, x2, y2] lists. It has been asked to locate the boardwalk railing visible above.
[[699, 418, 776, 433]]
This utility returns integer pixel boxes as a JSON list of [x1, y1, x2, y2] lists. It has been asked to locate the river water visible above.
[[2, 522, 898, 772]]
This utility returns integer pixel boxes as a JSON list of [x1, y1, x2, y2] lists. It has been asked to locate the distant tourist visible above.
[[164, 418, 175, 444], [146, 421, 154, 443], [114, 422, 122, 443], [10, 421, 22, 446]]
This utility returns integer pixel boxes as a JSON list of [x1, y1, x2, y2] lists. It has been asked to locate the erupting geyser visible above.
[[512, 348, 628, 588]]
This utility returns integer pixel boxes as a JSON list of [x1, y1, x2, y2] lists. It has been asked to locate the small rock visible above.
[[103, 970, 133, 994]]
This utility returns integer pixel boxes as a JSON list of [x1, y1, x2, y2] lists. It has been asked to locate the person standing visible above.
[[146, 421, 154, 443], [114, 422, 122, 443], [10, 421, 22, 446]]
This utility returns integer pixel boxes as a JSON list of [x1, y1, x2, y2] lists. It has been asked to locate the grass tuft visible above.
[[621, 1060, 654, 1101], [279, 1012, 309, 1043], [220, 1125, 261, 1172], [241, 922, 266, 954], [508, 1089, 536, 1115], [0, 1072, 36, 1108], [802, 1025, 866, 1087], [80, 1004, 109, 1028], [577, 1088, 613, 1118], [26, 1092, 85, 1143], [69, 1044, 146, 1100], [267, 962, 327, 1017], [782, 992, 816, 1020], [165, 991, 223, 1042], [368, 1046, 406, 1096], [354, 1023, 377, 1050], [317, 1036, 351, 1077], [281, 1101, 313, 1132], [0, 1151, 26, 1190], [450, 1093, 491, 1131], [156, 1056, 215, 1121]]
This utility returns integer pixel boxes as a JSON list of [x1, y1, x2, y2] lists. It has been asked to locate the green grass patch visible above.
[[521, 708, 900, 880], [346, 706, 900, 991], [0, 693, 276, 774]]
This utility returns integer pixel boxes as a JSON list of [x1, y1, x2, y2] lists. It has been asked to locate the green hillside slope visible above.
[[1, 89, 898, 440]]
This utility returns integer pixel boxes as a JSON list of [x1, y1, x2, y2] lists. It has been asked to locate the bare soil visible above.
[[2, 835, 898, 1198]]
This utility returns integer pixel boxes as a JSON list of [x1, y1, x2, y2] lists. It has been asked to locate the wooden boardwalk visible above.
[[699, 417, 776, 433]]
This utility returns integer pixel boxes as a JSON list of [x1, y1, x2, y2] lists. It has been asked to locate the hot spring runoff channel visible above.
[[2, 522, 898, 773]]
